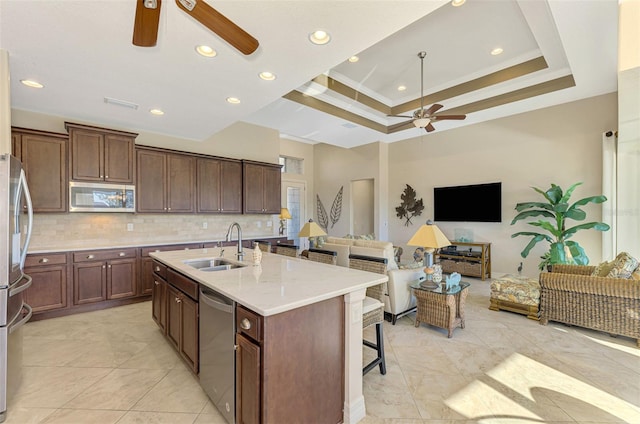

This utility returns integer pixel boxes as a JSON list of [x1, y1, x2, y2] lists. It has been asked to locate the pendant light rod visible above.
[[418, 51, 426, 114]]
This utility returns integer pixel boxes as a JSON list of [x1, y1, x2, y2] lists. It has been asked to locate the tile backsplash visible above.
[[30, 213, 280, 252]]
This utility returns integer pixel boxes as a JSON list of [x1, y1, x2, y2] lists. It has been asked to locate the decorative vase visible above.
[[432, 264, 443, 283], [253, 243, 262, 265]]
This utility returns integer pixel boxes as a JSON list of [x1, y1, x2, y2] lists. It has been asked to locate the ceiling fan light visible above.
[[414, 118, 431, 128]]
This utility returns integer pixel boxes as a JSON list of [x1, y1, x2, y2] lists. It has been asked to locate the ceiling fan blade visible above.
[[425, 123, 436, 132], [175, 0, 259, 55], [387, 114, 413, 119], [133, 0, 162, 47], [425, 103, 444, 116], [433, 114, 467, 121]]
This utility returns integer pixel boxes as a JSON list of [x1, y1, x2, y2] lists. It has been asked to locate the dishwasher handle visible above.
[[199, 288, 234, 313]]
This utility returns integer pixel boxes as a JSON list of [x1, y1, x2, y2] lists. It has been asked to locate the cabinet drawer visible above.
[[236, 305, 263, 343], [152, 260, 167, 279], [167, 268, 198, 301], [73, 248, 136, 263], [25, 253, 67, 267], [141, 243, 202, 257]]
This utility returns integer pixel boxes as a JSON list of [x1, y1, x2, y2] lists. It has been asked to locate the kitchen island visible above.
[[150, 247, 387, 424]]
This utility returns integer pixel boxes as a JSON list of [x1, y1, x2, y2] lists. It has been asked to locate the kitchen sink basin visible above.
[[184, 258, 246, 272]]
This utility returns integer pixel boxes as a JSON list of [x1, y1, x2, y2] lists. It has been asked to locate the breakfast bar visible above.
[[150, 247, 388, 424]]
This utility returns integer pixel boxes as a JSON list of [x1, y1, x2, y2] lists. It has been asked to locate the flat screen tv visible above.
[[434, 182, 502, 222]]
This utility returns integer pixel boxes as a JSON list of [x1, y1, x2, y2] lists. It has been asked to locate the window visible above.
[[279, 156, 303, 174]]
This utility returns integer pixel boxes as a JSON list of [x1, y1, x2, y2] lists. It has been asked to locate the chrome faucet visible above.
[[225, 222, 244, 261]]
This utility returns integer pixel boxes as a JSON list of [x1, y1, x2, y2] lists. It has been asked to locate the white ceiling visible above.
[[1, 0, 619, 149]]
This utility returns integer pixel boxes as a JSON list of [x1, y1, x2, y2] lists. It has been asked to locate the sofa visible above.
[[319, 236, 425, 324], [539, 253, 640, 346]]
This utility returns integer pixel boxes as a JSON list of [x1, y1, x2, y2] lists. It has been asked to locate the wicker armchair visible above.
[[307, 248, 338, 265], [274, 244, 298, 257], [539, 264, 640, 346], [348, 254, 387, 375]]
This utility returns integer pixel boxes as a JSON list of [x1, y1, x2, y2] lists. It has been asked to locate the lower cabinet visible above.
[[72, 248, 137, 305], [23, 253, 69, 313], [154, 265, 199, 374]]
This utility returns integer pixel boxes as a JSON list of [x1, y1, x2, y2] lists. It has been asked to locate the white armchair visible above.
[[385, 268, 426, 324]]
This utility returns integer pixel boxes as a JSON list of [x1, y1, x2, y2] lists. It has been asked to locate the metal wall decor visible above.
[[317, 186, 343, 231], [396, 184, 424, 226]]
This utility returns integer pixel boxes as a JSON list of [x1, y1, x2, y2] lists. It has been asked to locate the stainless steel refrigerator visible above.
[[0, 154, 33, 423]]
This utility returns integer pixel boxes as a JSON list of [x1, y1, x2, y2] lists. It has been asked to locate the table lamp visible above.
[[407, 220, 451, 280], [279, 207, 292, 235], [298, 219, 326, 249]]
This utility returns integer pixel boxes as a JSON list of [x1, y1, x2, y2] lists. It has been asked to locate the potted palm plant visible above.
[[511, 182, 610, 271]]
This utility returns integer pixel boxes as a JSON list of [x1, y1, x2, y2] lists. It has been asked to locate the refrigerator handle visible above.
[[9, 303, 33, 335], [9, 274, 32, 298], [19, 168, 33, 270]]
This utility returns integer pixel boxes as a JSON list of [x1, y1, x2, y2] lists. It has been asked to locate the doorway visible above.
[[281, 180, 306, 247], [351, 179, 374, 236]]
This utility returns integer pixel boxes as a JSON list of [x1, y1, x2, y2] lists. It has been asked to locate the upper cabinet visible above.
[[196, 157, 242, 214], [243, 161, 282, 214], [12, 128, 68, 213], [136, 148, 195, 213], [66, 122, 137, 184]]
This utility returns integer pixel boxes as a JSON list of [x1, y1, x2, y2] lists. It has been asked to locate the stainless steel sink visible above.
[[183, 258, 246, 272]]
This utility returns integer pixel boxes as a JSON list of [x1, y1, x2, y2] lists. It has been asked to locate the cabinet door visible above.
[[180, 295, 198, 373], [167, 154, 195, 213], [196, 158, 221, 213], [243, 163, 264, 213], [140, 257, 154, 296], [107, 258, 136, 299], [104, 134, 134, 183], [70, 129, 104, 181], [166, 284, 181, 350], [236, 333, 261, 424], [73, 262, 106, 305], [152, 275, 167, 331], [24, 265, 68, 313], [136, 149, 167, 212], [220, 160, 242, 213], [12, 133, 21, 158], [262, 165, 281, 214], [19, 133, 67, 212]]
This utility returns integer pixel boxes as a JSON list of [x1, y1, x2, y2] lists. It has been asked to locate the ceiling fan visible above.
[[133, 0, 259, 55], [388, 51, 466, 132]]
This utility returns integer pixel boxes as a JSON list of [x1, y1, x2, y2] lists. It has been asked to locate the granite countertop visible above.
[[150, 248, 388, 316]]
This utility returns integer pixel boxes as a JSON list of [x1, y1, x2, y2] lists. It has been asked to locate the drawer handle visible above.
[[155, 266, 160, 272], [119, 252, 126, 257], [154, 281, 159, 286], [39, 258, 49, 263], [175, 297, 182, 304], [240, 318, 251, 330], [87, 254, 95, 259]]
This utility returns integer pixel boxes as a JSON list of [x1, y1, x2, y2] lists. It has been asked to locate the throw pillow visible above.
[[606, 252, 639, 279], [631, 269, 640, 281], [591, 260, 615, 277]]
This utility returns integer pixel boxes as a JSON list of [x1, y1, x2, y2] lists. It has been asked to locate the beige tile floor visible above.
[[6, 278, 640, 424]]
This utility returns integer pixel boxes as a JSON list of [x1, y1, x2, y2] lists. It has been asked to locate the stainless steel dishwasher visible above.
[[199, 285, 235, 424]]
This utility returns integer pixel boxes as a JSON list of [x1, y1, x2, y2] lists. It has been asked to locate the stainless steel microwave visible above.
[[69, 182, 135, 212]]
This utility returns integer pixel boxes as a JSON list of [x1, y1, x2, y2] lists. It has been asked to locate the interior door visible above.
[[281, 180, 306, 247]]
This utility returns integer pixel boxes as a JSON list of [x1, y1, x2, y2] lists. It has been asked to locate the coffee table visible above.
[[410, 279, 470, 338]]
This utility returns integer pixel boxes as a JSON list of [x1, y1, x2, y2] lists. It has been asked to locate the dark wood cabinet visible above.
[[66, 122, 136, 183], [12, 128, 68, 213], [151, 260, 168, 331], [136, 148, 195, 213], [243, 161, 282, 214], [140, 243, 203, 296], [235, 297, 344, 423], [196, 158, 242, 213], [72, 248, 137, 305], [23, 253, 69, 314]]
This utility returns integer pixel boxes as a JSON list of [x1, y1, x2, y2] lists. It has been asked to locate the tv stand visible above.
[[436, 241, 491, 280]]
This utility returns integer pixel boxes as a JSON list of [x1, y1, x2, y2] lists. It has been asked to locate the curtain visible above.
[[602, 131, 617, 260]]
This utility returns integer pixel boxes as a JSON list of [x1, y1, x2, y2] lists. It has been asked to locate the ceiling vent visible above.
[[341, 123, 357, 129], [104, 97, 139, 110]]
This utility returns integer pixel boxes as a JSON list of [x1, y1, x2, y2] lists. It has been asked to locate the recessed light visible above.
[[397, 85, 407, 91], [196, 45, 217, 57], [309, 30, 331, 45], [259, 71, 276, 81], [451, 0, 466, 6], [20, 79, 43, 89], [491, 47, 504, 56], [149, 108, 164, 115], [226, 97, 241, 104], [348, 56, 359, 63]]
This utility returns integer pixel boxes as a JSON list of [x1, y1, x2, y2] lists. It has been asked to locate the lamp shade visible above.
[[407, 220, 451, 249], [279, 208, 292, 219], [298, 219, 327, 238]]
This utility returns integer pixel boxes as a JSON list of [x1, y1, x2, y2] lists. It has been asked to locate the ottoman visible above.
[[489, 274, 540, 320]]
